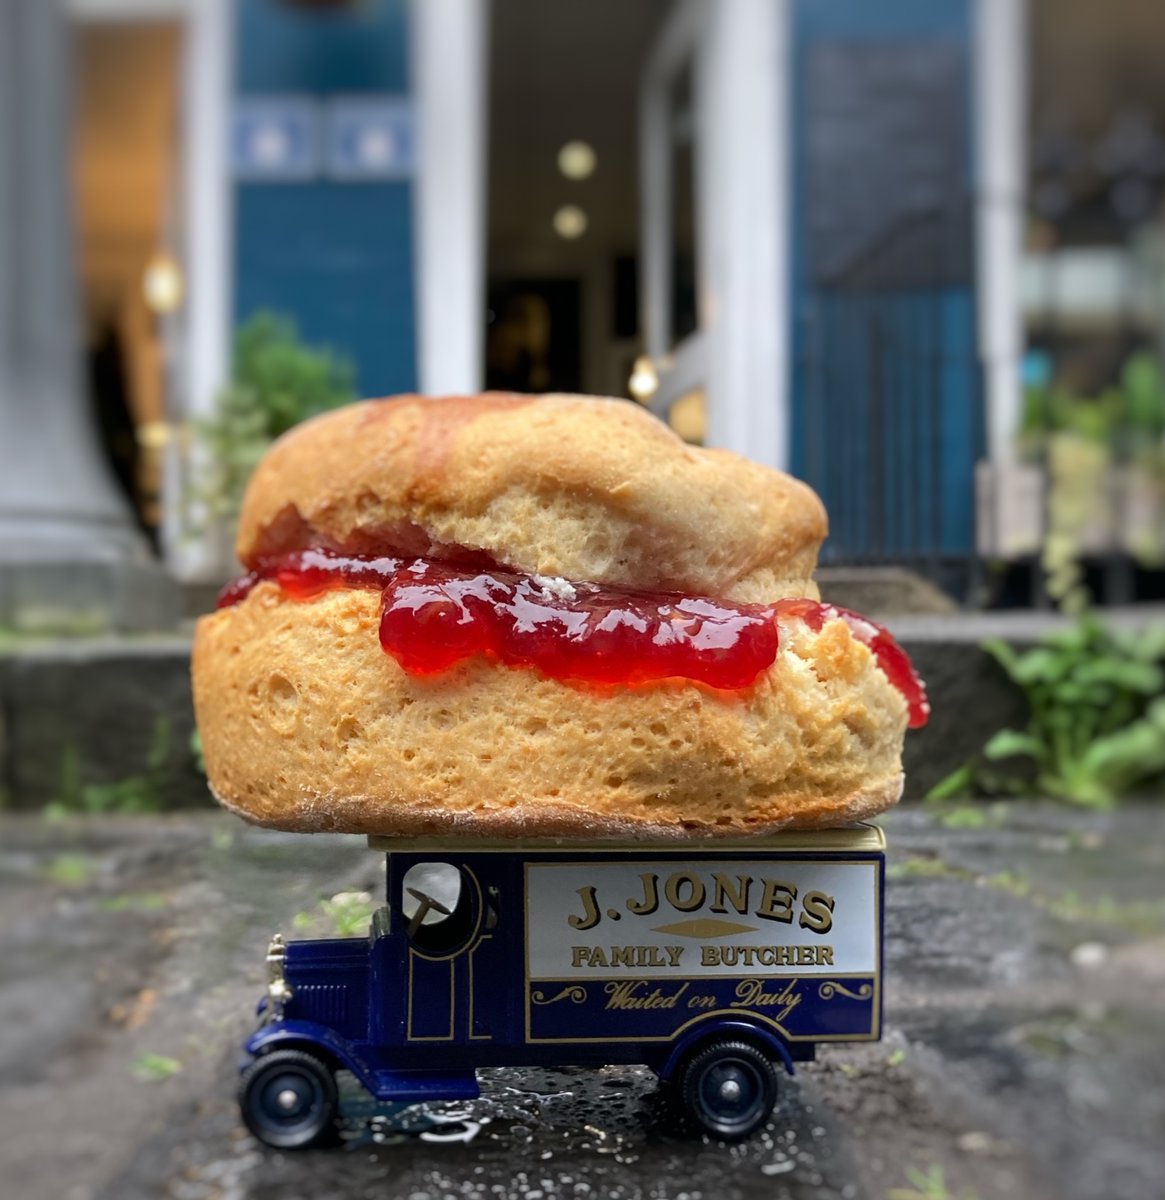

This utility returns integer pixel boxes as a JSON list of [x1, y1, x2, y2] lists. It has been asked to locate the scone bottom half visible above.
[[192, 393, 928, 838]]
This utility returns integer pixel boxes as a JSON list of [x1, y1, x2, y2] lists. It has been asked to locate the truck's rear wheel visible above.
[[238, 1049, 340, 1149], [678, 1039, 779, 1140]]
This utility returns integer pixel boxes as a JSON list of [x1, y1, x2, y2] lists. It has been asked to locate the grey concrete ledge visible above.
[[0, 634, 195, 662], [884, 604, 1165, 642]]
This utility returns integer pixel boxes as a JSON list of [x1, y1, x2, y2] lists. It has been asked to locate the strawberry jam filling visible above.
[[217, 549, 928, 723]]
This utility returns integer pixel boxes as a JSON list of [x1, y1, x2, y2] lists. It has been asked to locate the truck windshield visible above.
[[401, 862, 475, 954]]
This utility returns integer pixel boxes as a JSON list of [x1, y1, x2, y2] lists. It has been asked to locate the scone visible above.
[[192, 393, 928, 837]]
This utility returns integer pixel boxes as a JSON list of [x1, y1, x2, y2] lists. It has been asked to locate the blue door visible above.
[[789, 0, 983, 578], [396, 860, 501, 1046]]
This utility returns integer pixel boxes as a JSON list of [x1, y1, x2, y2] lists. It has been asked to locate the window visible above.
[[401, 862, 476, 955]]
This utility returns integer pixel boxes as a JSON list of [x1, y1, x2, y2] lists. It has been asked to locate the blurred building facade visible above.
[[4, 0, 1162, 613]]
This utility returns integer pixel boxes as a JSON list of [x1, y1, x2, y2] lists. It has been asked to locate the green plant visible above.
[[46, 718, 172, 817], [885, 856, 963, 882], [130, 1052, 182, 1083], [1122, 351, 1165, 443], [189, 312, 355, 526], [43, 853, 98, 887], [190, 727, 205, 776], [321, 891, 376, 935], [51, 745, 83, 812], [979, 871, 1165, 936], [887, 1163, 975, 1200], [1042, 432, 1110, 612], [98, 892, 168, 913], [1019, 351, 1165, 602], [1020, 352, 1165, 451], [929, 615, 1165, 807], [293, 891, 376, 937]]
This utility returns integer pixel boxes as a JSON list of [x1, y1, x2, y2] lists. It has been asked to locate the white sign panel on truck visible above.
[[526, 859, 879, 980]]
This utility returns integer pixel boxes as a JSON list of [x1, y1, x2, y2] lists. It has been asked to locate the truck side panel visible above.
[[523, 854, 882, 1048]]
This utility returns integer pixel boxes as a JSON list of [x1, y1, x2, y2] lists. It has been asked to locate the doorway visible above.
[[485, 279, 581, 394], [485, 0, 671, 397], [74, 18, 183, 546]]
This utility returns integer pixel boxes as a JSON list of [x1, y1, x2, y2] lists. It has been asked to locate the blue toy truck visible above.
[[238, 825, 884, 1145]]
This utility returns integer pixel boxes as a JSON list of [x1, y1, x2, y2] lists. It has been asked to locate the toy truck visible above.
[[238, 825, 884, 1146]]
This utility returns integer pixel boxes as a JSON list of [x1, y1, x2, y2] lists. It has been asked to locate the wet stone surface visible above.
[[115, 1065, 863, 1200], [0, 805, 1162, 1200]]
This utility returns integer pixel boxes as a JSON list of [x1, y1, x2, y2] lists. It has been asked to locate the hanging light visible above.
[[557, 140, 597, 180], [628, 355, 659, 403], [553, 205, 588, 239], [143, 251, 184, 315]]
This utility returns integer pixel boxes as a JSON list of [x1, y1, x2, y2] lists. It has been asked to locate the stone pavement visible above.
[[0, 805, 1161, 1200]]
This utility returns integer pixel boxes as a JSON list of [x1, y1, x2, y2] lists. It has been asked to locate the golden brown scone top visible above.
[[236, 393, 828, 602]]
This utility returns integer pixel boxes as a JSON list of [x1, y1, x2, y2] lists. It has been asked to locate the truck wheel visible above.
[[238, 1049, 340, 1149], [678, 1039, 779, 1140]]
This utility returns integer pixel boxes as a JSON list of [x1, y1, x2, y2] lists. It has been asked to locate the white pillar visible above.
[[639, 1, 701, 364], [0, 0, 183, 629], [974, 0, 1027, 465], [695, 0, 790, 470], [412, 0, 489, 396], [166, 0, 232, 579], [639, 74, 671, 365], [0, 0, 141, 562]]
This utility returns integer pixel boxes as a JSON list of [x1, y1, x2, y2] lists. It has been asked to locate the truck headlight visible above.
[[265, 933, 294, 1017]]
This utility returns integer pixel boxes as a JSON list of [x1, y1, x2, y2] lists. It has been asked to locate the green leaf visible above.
[[190, 727, 205, 775], [1122, 351, 1165, 436], [1072, 658, 1164, 694], [983, 730, 1046, 762], [981, 637, 1021, 678], [80, 774, 159, 815], [1043, 707, 1077, 733], [1044, 616, 1099, 654], [1009, 648, 1074, 686], [1080, 718, 1165, 793], [146, 716, 171, 775], [43, 853, 97, 886], [925, 763, 977, 802], [1045, 680, 1111, 707], [1107, 625, 1163, 664], [131, 1052, 182, 1083], [1062, 777, 1117, 809]]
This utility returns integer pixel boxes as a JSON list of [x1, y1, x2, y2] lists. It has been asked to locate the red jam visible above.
[[218, 549, 928, 721], [220, 550, 779, 689]]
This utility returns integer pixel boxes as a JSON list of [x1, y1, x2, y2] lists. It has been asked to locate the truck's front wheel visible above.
[[238, 1049, 340, 1149], [678, 1039, 779, 1140]]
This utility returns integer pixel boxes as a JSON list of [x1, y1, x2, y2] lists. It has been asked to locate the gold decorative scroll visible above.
[[817, 981, 873, 1001], [531, 985, 588, 1006]]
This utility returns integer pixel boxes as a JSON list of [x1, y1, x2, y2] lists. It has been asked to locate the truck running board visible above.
[[369, 1069, 481, 1104]]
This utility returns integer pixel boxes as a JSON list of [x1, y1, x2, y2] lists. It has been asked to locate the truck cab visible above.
[[238, 825, 884, 1146]]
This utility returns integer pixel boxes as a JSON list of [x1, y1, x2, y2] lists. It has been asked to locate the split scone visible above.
[[192, 393, 928, 837]]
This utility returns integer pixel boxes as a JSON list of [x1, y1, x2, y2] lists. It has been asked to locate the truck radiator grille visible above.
[[294, 984, 348, 1025]]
